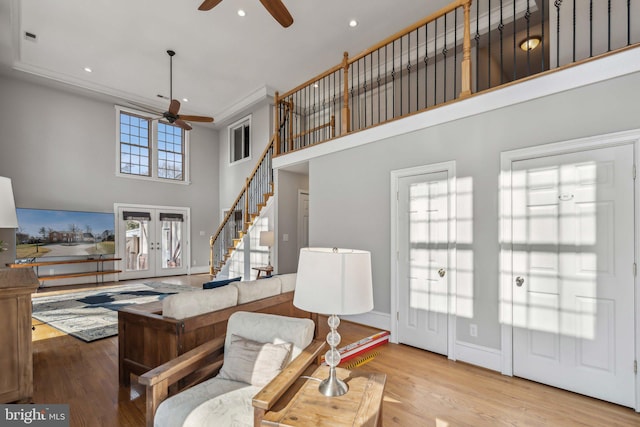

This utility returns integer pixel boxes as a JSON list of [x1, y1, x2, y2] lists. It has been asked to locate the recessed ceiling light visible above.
[[349, 19, 358, 28], [182, 98, 189, 102], [520, 36, 541, 51], [83, 67, 92, 73], [238, 9, 246, 17]]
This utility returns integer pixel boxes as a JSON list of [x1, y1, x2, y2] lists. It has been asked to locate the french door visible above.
[[116, 204, 189, 280]]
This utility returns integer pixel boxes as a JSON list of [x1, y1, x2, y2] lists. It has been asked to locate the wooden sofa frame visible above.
[[118, 290, 317, 387]]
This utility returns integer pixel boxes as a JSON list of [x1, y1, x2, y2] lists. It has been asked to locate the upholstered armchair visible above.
[[138, 311, 324, 427]]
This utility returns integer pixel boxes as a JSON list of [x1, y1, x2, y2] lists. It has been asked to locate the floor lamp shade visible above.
[[294, 248, 374, 315], [0, 177, 18, 228]]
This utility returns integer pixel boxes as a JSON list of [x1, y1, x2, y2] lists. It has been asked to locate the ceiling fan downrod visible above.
[[167, 50, 175, 102]]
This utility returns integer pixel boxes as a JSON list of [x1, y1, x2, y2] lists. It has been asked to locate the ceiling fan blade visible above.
[[198, 0, 223, 11], [174, 119, 193, 131], [168, 99, 181, 115], [259, 0, 293, 28], [179, 114, 214, 123]]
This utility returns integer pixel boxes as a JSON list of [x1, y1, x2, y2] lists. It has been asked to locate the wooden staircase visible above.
[[210, 137, 275, 276]]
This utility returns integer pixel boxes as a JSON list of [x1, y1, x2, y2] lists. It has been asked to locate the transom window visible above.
[[229, 116, 251, 164], [116, 107, 189, 183]]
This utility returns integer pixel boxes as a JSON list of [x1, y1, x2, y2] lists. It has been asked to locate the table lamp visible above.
[[259, 231, 275, 267], [293, 247, 373, 397], [0, 177, 18, 228]]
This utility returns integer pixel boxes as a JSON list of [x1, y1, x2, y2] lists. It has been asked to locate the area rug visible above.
[[32, 282, 197, 342]]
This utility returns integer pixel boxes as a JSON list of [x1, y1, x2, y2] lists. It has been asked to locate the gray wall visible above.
[[0, 74, 219, 273], [309, 70, 640, 350]]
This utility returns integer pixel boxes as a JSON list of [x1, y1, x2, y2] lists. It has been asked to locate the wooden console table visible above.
[[0, 268, 39, 403], [260, 365, 386, 426], [7, 257, 121, 284]]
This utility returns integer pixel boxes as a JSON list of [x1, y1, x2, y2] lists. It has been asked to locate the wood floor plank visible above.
[[30, 275, 640, 426]]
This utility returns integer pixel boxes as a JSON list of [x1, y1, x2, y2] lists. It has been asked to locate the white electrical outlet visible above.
[[49, 268, 55, 275], [470, 324, 478, 337], [193, 260, 197, 266]]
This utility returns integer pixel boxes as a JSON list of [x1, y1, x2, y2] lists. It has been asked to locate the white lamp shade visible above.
[[259, 231, 275, 247], [0, 177, 18, 228], [294, 248, 374, 315]]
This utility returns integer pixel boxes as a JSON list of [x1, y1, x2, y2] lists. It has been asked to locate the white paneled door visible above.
[[511, 144, 635, 407], [116, 205, 189, 280], [397, 171, 449, 355]]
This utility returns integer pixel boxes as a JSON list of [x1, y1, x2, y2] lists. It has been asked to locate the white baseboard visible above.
[[189, 266, 210, 275], [340, 311, 391, 331], [454, 340, 502, 372]]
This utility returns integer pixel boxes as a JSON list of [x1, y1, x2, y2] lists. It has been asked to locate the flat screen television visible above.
[[15, 208, 115, 261]]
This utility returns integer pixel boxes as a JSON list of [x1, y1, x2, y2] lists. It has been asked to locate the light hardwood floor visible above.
[[30, 275, 640, 426]]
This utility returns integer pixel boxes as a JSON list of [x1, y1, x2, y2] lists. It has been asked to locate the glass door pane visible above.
[[161, 219, 182, 269], [125, 219, 149, 272]]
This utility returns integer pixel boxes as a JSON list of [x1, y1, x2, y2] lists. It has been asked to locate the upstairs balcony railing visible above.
[[273, 0, 639, 156]]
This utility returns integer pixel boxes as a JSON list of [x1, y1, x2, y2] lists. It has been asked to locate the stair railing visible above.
[[209, 135, 275, 275]]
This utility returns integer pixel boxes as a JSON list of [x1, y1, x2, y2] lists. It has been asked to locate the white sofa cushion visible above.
[[233, 276, 281, 304], [278, 273, 297, 293], [224, 311, 314, 360], [162, 285, 238, 319]]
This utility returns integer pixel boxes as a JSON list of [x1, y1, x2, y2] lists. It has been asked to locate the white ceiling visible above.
[[0, 0, 452, 126]]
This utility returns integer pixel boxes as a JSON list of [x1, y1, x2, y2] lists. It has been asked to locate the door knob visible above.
[[438, 268, 446, 278], [515, 276, 525, 287]]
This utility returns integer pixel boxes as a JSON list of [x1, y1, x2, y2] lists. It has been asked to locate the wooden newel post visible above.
[[341, 51, 350, 134], [273, 91, 280, 156], [460, 0, 473, 98], [209, 236, 214, 275]]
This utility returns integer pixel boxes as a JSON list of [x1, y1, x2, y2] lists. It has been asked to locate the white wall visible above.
[[308, 69, 640, 351], [0, 74, 220, 276]]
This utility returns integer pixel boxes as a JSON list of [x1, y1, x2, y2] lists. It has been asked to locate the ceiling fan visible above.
[[198, 0, 293, 28], [158, 50, 214, 131]]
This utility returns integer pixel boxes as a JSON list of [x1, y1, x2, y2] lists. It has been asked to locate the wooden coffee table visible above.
[[261, 365, 386, 426]]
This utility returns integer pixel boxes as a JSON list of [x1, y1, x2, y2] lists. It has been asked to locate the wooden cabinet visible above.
[[0, 268, 39, 403]]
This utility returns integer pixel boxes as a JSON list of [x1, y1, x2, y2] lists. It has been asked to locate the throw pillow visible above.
[[218, 334, 293, 387], [202, 276, 241, 289]]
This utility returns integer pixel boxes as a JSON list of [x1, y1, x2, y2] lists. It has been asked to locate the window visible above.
[[116, 107, 189, 183], [229, 116, 251, 164]]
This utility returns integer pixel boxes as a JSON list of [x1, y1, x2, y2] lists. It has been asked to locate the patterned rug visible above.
[[32, 282, 197, 342]]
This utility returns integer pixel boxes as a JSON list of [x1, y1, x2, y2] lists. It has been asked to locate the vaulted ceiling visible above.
[[0, 0, 452, 125]]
